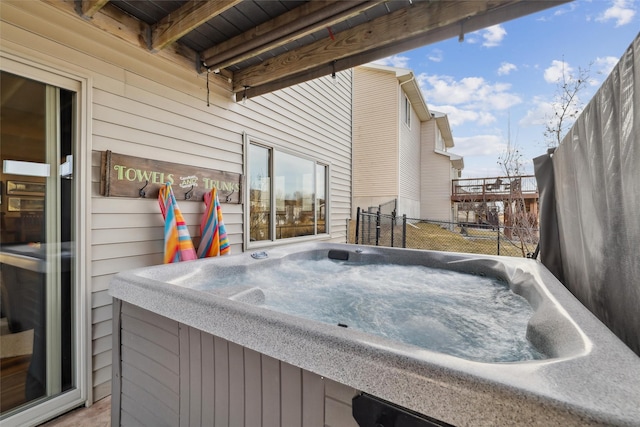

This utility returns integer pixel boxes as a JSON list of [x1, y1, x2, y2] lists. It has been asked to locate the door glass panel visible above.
[[0, 71, 75, 416]]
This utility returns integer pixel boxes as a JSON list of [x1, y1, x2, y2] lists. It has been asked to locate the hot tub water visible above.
[[197, 258, 544, 362]]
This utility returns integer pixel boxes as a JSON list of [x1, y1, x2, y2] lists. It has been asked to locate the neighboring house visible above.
[[352, 64, 463, 222], [420, 111, 465, 222]]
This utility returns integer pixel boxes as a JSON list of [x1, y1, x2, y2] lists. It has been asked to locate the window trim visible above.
[[243, 133, 330, 249], [402, 94, 411, 129]]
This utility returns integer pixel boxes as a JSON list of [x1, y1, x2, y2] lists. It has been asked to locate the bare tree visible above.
[[497, 142, 538, 257], [544, 61, 592, 147]]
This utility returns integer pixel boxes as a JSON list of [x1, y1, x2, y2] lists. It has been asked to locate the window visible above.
[[402, 94, 411, 128], [247, 140, 329, 244], [435, 130, 445, 151]]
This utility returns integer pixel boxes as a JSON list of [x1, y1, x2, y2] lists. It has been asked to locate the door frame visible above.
[[0, 49, 92, 426]]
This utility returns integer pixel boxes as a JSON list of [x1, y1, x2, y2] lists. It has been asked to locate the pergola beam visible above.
[[150, 0, 242, 52], [201, 1, 384, 72], [233, 0, 498, 92], [78, 0, 110, 18], [236, 0, 568, 96]]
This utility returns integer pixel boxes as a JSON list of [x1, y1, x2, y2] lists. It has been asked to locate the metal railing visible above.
[[452, 175, 538, 201], [354, 208, 539, 258]]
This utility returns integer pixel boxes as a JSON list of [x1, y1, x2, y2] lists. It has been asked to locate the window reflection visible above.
[[248, 143, 328, 243], [275, 151, 314, 239], [316, 164, 326, 234]]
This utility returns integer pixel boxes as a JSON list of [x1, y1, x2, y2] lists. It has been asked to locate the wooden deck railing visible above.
[[452, 175, 538, 201]]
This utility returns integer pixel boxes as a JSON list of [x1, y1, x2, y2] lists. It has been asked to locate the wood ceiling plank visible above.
[[201, 1, 383, 71], [41, 0, 232, 91], [242, 0, 568, 97], [232, 0, 504, 92], [80, 0, 110, 18], [150, 0, 243, 52]]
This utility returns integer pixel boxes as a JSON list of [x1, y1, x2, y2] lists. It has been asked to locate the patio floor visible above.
[[38, 395, 111, 427]]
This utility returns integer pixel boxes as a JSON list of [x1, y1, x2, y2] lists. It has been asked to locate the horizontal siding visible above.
[[421, 121, 454, 221], [2, 0, 352, 405], [399, 105, 422, 204], [353, 67, 399, 200]]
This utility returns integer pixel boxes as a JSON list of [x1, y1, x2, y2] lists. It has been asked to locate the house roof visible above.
[[48, 0, 567, 98], [431, 111, 454, 148], [448, 153, 465, 170]]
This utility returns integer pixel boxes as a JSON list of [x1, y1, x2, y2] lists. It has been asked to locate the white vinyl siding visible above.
[[352, 67, 399, 215], [420, 121, 454, 222], [2, 0, 351, 403], [398, 97, 422, 219]]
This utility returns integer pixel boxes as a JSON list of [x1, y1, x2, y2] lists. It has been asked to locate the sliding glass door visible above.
[[0, 70, 77, 423]]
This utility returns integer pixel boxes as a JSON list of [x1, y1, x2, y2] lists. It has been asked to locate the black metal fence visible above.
[[354, 207, 539, 258]]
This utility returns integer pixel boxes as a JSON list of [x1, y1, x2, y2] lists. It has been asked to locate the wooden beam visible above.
[[235, 0, 567, 94], [201, 1, 383, 71], [233, 1, 500, 91], [79, 0, 109, 18], [41, 0, 232, 91], [150, 0, 242, 52]]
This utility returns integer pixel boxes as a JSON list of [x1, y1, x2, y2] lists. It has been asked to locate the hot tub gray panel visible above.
[[110, 242, 640, 426], [112, 301, 359, 427]]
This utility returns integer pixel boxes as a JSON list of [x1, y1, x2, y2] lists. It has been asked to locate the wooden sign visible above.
[[100, 151, 242, 203]]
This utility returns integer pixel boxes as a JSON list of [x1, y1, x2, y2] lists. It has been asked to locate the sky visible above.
[[374, 0, 639, 178]]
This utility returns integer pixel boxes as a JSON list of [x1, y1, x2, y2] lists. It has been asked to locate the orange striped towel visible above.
[[197, 188, 230, 258], [158, 183, 197, 263]]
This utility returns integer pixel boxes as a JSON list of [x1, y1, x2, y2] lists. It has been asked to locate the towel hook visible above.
[[225, 189, 234, 203], [139, 180, 149, 198], [185, 185, 194, 200]]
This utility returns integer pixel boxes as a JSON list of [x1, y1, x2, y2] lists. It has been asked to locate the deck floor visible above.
[[38, 396, 111, 427]]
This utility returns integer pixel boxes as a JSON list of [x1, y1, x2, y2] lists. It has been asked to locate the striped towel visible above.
[[197, 188, 230, 258], [158, 183, 197, 263]]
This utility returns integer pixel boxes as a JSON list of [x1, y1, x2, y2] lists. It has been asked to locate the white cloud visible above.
[[428, 49, 443, 63], [596, 0, 636, 26], [519, 93, 585, 141], [373, 55, 410, 68], [497, 62, 517, 76], [594, 56, 620, 78], [428, 105, 496, 127], [460, 163, 506, 179], [544, 60, 574, 83], [554, 2, 578, 16], [519, 96, 554, 127], [482, 25, 507, 47], [419, 74, 522, 113], [451, 134, 507, 157], [536, 3, 578, 22]]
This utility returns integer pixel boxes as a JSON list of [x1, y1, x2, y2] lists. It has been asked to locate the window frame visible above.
[[402, 94, 411, 129], [243, 133, 330, 249]]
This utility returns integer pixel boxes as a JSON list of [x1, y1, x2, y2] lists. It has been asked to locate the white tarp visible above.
[[535, 33, 640, 356]]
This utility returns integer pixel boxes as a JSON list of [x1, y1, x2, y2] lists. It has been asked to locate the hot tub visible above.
[[109, 242, 640, 426]]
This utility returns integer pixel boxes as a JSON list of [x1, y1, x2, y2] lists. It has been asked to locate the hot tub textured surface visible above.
[[110, 242, 640, 426]]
